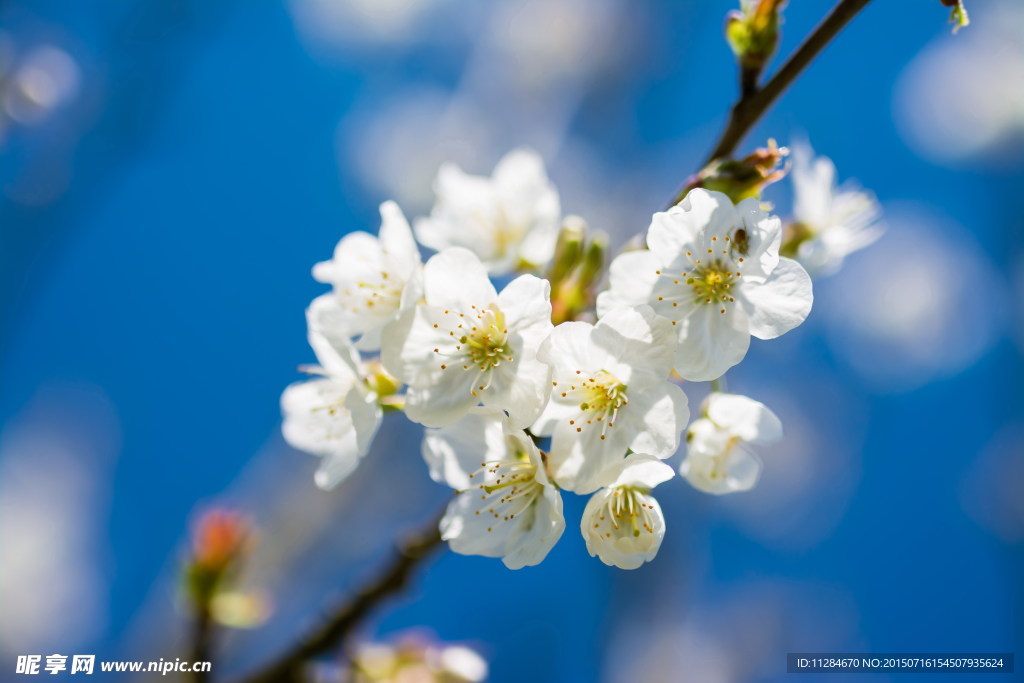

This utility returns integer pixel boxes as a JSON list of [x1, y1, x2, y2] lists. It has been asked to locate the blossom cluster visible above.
[[281, 146, 881, 570]]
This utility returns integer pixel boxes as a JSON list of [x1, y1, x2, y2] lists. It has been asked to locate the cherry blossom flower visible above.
[[280, 327, 382, 490], [680, 392, 782, 495], [581, 454, 675, 570], [422, 408, 564, 569], [312, 201, 422, 350], [414, 149, 561, 275], [597, 188, 813, 382], [531, 306, 689, 494], [381, 247, 553, 428], [786, 141, 883, 275]]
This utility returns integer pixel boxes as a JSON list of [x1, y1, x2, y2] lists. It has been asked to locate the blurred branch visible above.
[[189, 608, 213, 683], [234, 506, 446, 683], [670, 0, 874, 207]]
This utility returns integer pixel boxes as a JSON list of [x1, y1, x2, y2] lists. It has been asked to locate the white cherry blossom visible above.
[[596, 188, 813, 382], [422, 408, 564, 570], [312, 200, 422, 350], [414, 149, 561, 275], [788, 141, 883, 275], [531, 306, 689, 494], [381, 247, 553, 428], [679, 392, 782, 495], [281, 327, 382, 490], [581, 454, 675, 570]]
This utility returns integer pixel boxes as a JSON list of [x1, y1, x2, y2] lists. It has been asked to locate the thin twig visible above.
[[668, 0, 874, 209], [705, 0, 873, 164], [234, 506, 446, 683]]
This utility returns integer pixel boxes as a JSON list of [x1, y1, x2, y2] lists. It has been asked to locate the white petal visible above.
[[421, 407, 509, 490], [672, 303, 750, 382], [486, 352, 552, 429], [307, 322, 362, 385], [422, 248, 498, 310], [307, 294, 357, 353], [627, 382, 690, 458], [581, 488, 666, 570], [281, 379, 381, 490], [706, 393, 782, 444], [441, 493, 515, 559], [381, 306, 480, 427], [404, 364, 480, 428], [415, 164, 496, 254], [501, 486, 565, 569], [379, 307, 416, 383], [536, 321, 603, 371], [595, 250, 662, 317], [680, 443, 762, 495], [735, 197, 782, 279], [547, 416, 632, 494], [497, 275, 553, 334], [530, 393, 579, 438], [684, 417, 730, 458], [313, 232, 379, 284], [492, 149, 561, 269], [591, 306, 677, 380], [791, 141, 837, 228], [650, 189, 738, 255], [601, 452, 676, 489], [376, 200, 420, 275], [740, 257, 813, 339], [281, 379, 355, 456]]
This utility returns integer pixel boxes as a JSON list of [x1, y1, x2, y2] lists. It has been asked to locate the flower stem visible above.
[[233, 505, 446, 683], [671, 0, 874, 207]]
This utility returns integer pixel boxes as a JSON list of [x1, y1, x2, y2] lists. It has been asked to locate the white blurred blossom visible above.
[[0, 386, 118, 655], [347, 634, 488, 683], [786, 141, 883, 275], [415, 149, 561, 275], [820, 204, 1004, 391], [895, 0, 1024, 164], [289, 0, 454, 49], [0, 36, 80, 143]]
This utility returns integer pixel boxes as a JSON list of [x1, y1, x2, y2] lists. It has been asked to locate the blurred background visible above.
[[0, 0, 1021, 681]]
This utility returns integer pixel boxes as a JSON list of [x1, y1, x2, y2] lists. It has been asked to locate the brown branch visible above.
[[669, 0, 874, 208], [233, 506, 446, 683], [707, 0, 873, 163]]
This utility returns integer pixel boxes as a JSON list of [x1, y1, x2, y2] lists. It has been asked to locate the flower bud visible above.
[[192, 508, 250, 573], [547, 215, 587, 284], [577, 232, 607, 293], [726, 0, 787, 92], [183, 508, 251, 612], [549, 227, 606, 325], [677, 139, 788, 205]]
